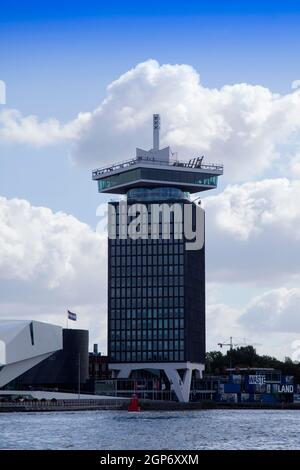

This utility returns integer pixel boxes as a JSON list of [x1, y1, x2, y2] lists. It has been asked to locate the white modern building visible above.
[[0, 320, 62, 388]]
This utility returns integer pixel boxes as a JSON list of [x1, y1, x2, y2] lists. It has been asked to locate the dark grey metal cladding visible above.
[[185, 231, 206, 363], [5, 329, 89, 389]]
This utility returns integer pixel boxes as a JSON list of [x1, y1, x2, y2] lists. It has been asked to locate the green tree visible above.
[[205, 347, 300, 383]]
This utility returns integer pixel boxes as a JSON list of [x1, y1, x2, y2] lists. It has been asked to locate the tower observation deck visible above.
[[92, 115, 223, 402], [92, 114, 223, 195]]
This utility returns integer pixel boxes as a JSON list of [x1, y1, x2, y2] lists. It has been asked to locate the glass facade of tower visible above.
[[108, 198, 205, 364]]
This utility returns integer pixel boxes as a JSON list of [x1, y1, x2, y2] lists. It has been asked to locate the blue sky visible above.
[[1, 2, 300, 222], [1, 2, 300, 356], [2, 1, 300, 19]]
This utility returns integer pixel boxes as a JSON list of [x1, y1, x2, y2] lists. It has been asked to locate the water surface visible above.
[[1, 409, 299, 450]]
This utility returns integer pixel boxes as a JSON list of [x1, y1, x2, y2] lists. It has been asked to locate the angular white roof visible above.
[[0, 320, 63, 388]]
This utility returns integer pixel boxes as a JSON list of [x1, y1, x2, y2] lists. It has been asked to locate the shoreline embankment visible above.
[[0, 398, 299, 412]]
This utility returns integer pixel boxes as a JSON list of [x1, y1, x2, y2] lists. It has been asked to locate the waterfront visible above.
[[1, 409, 300, 450]]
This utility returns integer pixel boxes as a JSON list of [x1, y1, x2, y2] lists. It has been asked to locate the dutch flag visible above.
[[68, 310, 77, 321]]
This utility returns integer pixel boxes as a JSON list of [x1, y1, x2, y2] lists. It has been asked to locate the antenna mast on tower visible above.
[[153, 114, 160, 150]]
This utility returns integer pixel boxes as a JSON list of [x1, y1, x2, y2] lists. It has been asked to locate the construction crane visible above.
[[217, 337, 261, 370]]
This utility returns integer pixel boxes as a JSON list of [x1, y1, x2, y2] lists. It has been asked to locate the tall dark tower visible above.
[[92, 115, 223, 401]]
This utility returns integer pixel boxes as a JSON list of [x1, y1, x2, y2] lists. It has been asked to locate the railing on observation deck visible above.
[[92, 156, 224, 179]]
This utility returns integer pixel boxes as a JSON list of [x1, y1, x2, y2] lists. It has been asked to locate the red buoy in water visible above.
[[128, 394, 140, 412]]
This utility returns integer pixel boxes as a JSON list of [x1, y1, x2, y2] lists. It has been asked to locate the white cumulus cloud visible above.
[[73, 60, 300, 180], [207, 294, 300, 360], [0, 197, 107, 349], [1, 194, 300, 358], [0, 108, 90, 146], [0, 196, 105, 288], [240, 287, 300, 333], [203, 178, 300, 284]]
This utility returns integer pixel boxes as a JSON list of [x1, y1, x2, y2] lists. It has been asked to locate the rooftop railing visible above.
[[92, 156, 223, 179]]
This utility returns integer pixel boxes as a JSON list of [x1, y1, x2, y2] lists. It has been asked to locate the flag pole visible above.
[[78, 352, 81, 400]]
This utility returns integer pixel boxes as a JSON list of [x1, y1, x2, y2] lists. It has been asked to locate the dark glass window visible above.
[[107, 201, 198, 364]]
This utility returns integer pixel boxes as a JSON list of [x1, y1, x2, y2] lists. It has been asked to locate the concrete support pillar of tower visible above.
[[109, 362, 205, 403], [115, 364, 132, 379], [164, 366, 192, 403]]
